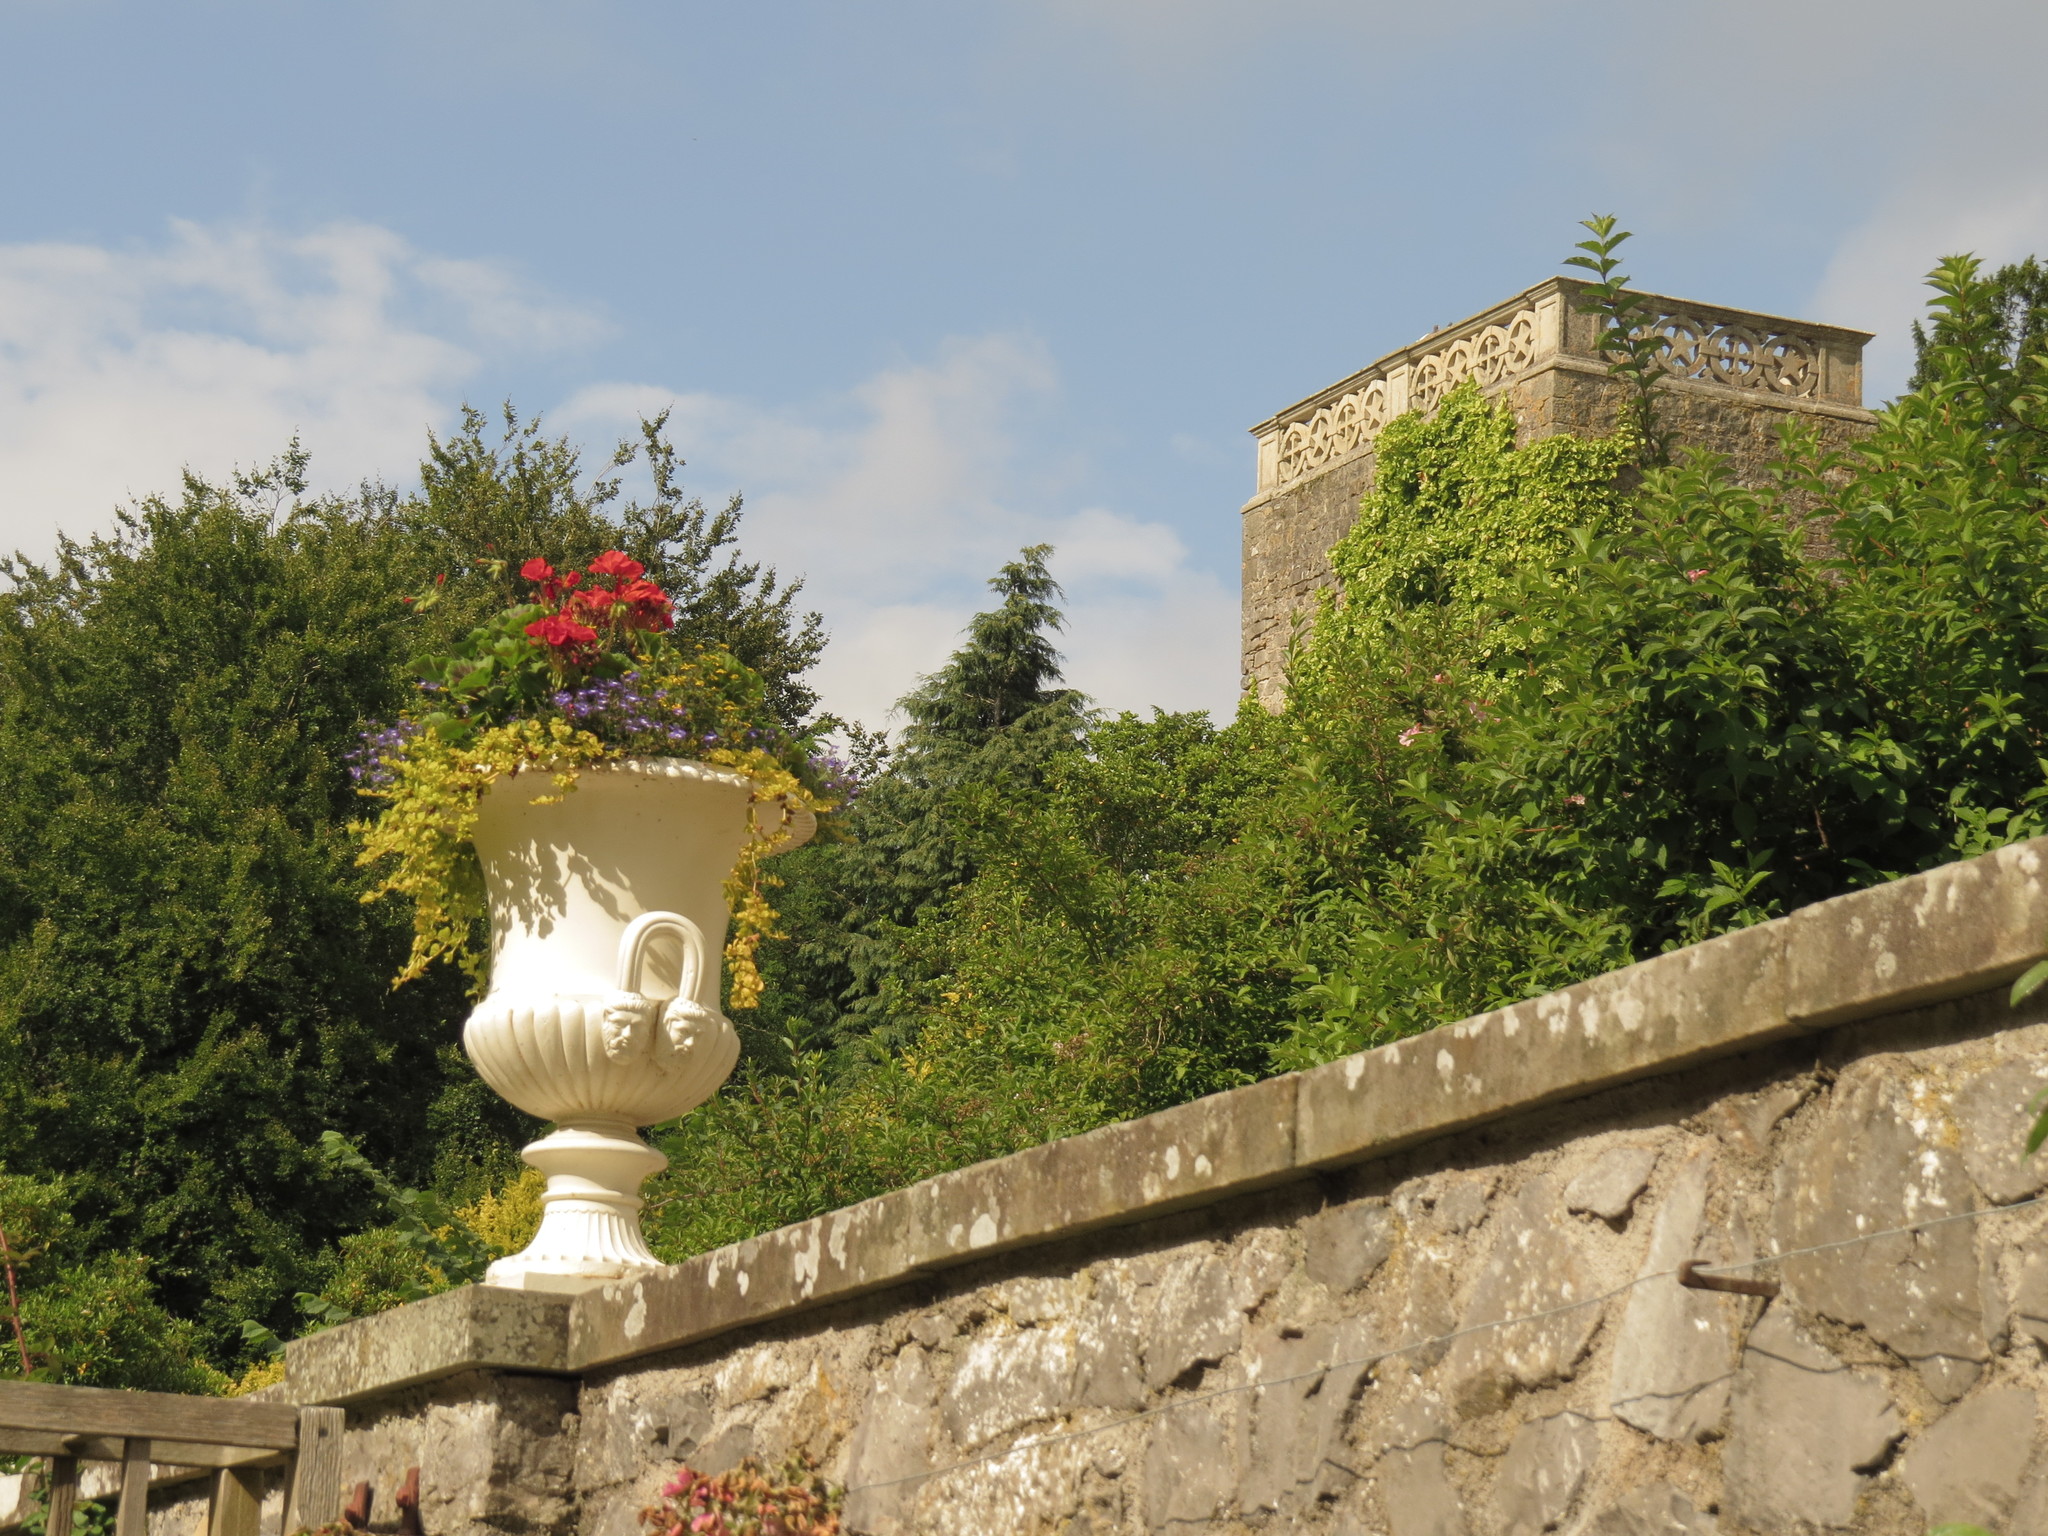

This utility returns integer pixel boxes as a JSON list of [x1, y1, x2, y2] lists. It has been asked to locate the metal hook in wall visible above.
[[342, 1481, 373, 1531], [395, 1466, 423, 1536], [1677, 1259, 1779, 1298]]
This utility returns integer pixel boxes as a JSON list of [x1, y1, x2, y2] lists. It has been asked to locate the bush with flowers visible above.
[[639, 1456, 842, 1536], [352, 551, 852, 1004]]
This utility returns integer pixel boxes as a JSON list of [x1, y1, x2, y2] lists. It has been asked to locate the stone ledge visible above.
[[286, 837, 2048, 1401], [566, 1071, 1299, 1370], [284, 1283, 574, 1404]]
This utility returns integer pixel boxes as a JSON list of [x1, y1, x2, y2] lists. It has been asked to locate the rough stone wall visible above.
[[560, 985, 2048, 1536], [1239, 448, 1374, 709], [282, 978, 2048, 1534], [25, 841, 2048, 1536]]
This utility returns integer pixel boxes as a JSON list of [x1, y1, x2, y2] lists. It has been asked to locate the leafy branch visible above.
[[1564, 214, 1672, 466], [241, 1133, 492, 1356]]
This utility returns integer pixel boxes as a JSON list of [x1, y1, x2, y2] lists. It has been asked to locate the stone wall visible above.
[[32, 838, 2048, 1536], [1239, 277, 1879, 709]]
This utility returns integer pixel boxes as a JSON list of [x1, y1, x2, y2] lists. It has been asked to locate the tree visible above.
[[1909, 255, 2048, 397], [747, 546, 1089, 1057], [0, 411, 821, 1375]]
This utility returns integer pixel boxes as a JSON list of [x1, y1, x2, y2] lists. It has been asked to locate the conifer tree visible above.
[[749, 546, 1089, 1053]]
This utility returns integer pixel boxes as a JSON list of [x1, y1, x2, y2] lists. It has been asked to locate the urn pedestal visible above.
[[461, 758, 812, 1292]]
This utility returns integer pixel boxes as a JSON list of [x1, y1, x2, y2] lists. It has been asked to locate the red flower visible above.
[[522, 558, 582, 605], [524, 613, 600, 655], [618, 578, 674, 632], [589, 549, 646, 584], [569, 586, 618, 621]]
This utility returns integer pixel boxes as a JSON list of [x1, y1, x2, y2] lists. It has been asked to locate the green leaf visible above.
[[2012, 957, 2048, 1006], [2026, 1085, 2048, 1157]]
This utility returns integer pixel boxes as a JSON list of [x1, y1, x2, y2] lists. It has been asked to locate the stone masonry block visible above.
[[1564, 1145, 1660, 1222], [1900, 1385, 2039, 1531], [1142, 1400, 1241, 1532], [1723, 1307, 1900, 1531], [1785, 835, 2048, 1028], [1302, 1198, 1395, 1294], [840, 1346, 936, 1536], [1440, 1177, 1598, 1416], [1957, 1055, 2048, 1205], [940, 1325, 1075, 1450], [1372, 1400, 1467, 1536], [1774, 1073, 1987, 1401], [1142, 1252, 1241, 1391], [1607, 1147, 1740, 1442], [1241, 1319, 1372, 1516], [286, 1285, 572, 1405], [1494, 1411, 1598, 1536]]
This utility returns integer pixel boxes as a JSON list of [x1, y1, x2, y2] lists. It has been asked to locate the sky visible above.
[[2, 0, 2044, 730]]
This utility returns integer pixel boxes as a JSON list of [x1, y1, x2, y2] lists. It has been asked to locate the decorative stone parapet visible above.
[[101, 838, 2048, 1536], [1248, 276, 1873, 498]]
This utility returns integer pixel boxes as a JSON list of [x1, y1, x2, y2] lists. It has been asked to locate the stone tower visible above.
[[1240, 276, 1877, 708]]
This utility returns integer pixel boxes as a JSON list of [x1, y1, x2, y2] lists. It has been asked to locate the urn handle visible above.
[[601, 911, 732, 1062]]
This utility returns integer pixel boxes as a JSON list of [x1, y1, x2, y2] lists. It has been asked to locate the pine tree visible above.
[[749, 546, 1089, 1054]]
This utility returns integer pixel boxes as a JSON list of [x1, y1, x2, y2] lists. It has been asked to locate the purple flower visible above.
[[347, 719, 424, 788]]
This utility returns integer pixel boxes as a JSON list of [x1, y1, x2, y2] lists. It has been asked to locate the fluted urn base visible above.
[[484, 1119, 670, 1293]]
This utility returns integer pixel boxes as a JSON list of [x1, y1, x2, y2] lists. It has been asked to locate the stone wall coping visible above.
[[286, 1276, 573, 1405], [283, 836, 2048, 1402], [1249, 274, 1876, 439]]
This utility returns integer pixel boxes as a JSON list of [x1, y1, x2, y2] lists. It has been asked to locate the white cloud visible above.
[[561, 338, 1241, 731], [1052, 507, 1238, 719], [1814, 183, 2048, 399], [0, 216, 1240, 730], [0, 218, 602, 558]]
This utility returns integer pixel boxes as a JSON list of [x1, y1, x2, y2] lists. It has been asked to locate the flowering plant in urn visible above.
[[352, 551, 847, 1289]]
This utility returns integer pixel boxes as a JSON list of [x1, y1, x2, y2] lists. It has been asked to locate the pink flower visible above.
[[1398, 723, 1432, 747], [1565, 793, 1586, 807], [1685, 568, 1710, 582]]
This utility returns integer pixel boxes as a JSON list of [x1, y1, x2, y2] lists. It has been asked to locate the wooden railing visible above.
[[0, 1382, 341, 1536]]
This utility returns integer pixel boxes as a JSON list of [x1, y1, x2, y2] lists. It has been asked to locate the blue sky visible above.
[[3, 0, 2044, 728]]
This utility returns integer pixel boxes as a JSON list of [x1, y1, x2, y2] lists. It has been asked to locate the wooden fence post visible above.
[[114, 1439, 150, 1536], [207, 1467, 262, 1536], [45, 1455, 78, 1536], [282, 1407, 345, 1534]]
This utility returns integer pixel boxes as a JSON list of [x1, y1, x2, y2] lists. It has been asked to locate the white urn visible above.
[[461, 757, 813, 1291]]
